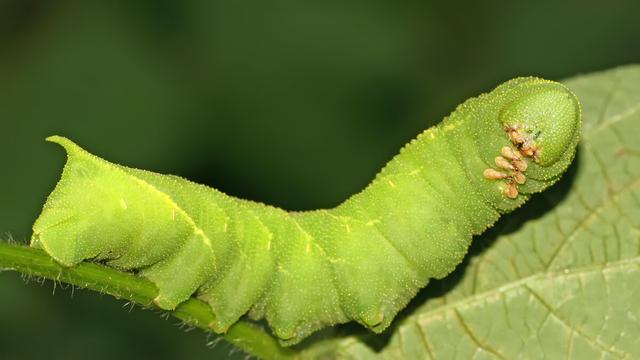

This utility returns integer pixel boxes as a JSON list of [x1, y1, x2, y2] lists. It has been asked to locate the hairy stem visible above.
[[0, 242, 295, 360]]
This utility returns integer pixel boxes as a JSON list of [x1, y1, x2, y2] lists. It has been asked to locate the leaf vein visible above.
[[523, 284, 625, 358]]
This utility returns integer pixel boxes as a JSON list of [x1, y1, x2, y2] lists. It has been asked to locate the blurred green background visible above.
[[1, 0, 638, 359]]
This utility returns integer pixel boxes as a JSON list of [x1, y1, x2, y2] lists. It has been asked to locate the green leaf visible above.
[[295, 65, 640, 359]]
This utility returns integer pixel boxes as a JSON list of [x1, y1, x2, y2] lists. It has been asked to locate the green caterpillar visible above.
[[31, 77, 581, 345]]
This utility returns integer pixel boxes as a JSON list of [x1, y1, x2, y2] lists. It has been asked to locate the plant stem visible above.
[[0, 242, 295, 360]]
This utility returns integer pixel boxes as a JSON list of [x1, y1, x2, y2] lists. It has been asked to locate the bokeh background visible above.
[[1, 1, 639, 359]]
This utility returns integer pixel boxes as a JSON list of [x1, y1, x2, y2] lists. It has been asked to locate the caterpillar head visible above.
[[499, 80, 581, 166], [480, 78, 581, 207]]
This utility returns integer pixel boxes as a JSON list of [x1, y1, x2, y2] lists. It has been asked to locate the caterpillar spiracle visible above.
[[31, 77, 581, 345]]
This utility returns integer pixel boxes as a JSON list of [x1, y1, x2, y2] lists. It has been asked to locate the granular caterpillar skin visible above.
[[30, 77, 581, 346]]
